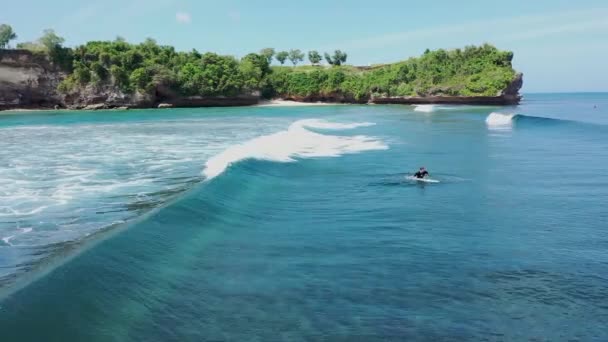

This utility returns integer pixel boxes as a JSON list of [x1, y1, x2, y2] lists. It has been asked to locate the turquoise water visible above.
[[1, 94, 607, 340]]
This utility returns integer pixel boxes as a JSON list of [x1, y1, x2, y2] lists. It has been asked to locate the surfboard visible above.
[[405, 175, 440, 183]]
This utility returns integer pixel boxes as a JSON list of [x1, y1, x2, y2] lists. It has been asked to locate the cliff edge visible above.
[[0, 50, 65, 110]]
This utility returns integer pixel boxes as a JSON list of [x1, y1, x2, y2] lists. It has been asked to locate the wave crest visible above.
[[202, 119, 387, 180], [414, 105, 437, 113], [486, 112, 515, 127]]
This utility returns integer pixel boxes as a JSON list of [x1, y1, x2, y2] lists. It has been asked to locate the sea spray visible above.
[[486, 112, 515, 128]]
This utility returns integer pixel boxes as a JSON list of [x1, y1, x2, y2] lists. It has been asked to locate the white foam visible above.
[[2, 235, 15, 246], [203, 119, 387, 180], [296, 119, 375, 130], [414, 105, 437, 113], [486, 112, 515, 128], [0, 116, 291, 252], [405, 176, 440, 183]]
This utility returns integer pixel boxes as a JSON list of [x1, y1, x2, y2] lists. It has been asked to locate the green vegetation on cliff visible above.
[[0, 24, 17, 49], [269, 45, 516, 100], [54, 38, 272, 97], [3, 26, 518, 101]]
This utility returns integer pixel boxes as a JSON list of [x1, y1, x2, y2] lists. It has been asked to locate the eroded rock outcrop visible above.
[[0, 50, 65, 110], [0, 49, 258, 110], [62, 85, 155, 110]]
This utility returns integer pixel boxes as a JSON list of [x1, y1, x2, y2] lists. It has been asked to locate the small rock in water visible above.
[[83, 103, 107, 110]]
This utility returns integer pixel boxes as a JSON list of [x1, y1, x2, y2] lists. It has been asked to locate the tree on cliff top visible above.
[[242, 53, 270, 76], [39, 29, 65, 51], [324, 50, 347, 66], [0, 24, 17, 49], [16, 29, 65, 53], [308, 50, 322, 65], [275, 51, 289, 65], [288, 49, 304, 66], [259, 48, 275, 64]]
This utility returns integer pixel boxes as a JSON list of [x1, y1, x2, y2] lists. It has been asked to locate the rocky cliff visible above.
[[0, 50, 65, 110], [0, 49, 259, 110], [1, 49, 522, 110]]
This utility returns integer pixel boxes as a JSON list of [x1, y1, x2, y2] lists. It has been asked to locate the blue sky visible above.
[[2, 0, 607, 92]]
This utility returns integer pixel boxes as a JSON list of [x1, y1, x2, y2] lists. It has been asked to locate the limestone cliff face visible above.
[[501, 72, 524, 101], [283, 92, 369, 104], [61, 85, 155, 110], [0, 50, 65, 109], [61, 85, 259, 110]]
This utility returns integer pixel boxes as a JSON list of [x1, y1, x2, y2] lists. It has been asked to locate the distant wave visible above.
[[486, 112, 574, 129], [414, 105, 438, 113], [486, 112, 516, 127], [414, 104, 497, 113], [202, 119, 387, 180]]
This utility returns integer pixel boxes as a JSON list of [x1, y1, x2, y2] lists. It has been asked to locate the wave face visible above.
[[0, 112, 386, 289], [203, 119, 387, 180], [2, 94, 608, 341], [485, 112, 586, 129]]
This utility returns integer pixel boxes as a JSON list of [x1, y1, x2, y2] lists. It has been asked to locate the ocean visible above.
[[0, 93, 607, 340]]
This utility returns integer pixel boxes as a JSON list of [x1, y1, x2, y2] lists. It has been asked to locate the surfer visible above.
[[413, 167, 429, 179]]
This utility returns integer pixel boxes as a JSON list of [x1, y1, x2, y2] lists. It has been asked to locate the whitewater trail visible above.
[[202, 119, 388, 180]]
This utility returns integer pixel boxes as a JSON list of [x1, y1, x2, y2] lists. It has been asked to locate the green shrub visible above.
[[48, 37, 517, 99]]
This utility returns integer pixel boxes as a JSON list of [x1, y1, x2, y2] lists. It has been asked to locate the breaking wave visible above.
[[485, 112, 581, 129], [414, 104, 496, 113], [486, 112, 516, 128], [203, 119, 388, 180], [414, 105, 438, 113]]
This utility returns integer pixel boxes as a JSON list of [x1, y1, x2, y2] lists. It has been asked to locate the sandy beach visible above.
[[256, 99, 343, 107]]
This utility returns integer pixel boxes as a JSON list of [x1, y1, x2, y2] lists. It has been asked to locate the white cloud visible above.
[[176, 11, 192, 24], [502, 18, 608, 41], [327, 7, 608, 51]]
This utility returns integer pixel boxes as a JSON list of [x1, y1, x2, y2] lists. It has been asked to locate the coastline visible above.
[[0, 95, 520, 113], [1, 47, 522, 112]]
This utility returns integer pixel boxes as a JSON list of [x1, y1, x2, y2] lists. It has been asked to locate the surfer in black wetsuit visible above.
[[414, 167, 429, 179]]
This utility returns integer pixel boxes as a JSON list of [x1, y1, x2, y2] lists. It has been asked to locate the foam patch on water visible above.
[[414, 105, 437, 113], [1, 235, 15, 246], [1, 227, 33, 246], [413, 104, 488, 113], [203, 119, 388, 180], [486, 112, 515, 128]]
